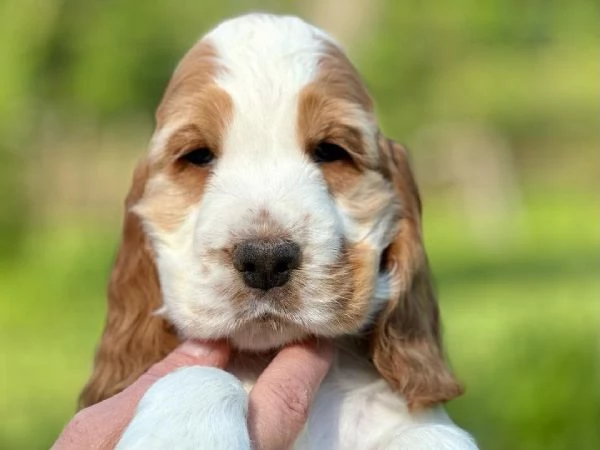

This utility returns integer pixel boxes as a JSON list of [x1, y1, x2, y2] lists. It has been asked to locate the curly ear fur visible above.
[[370, 136, 463, 410], [78, 161, 179, 409]]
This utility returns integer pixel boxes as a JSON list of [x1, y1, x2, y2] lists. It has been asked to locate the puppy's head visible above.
[[80, 14, 462, 409]]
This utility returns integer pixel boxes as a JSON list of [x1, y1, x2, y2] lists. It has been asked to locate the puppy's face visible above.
[[134, 15, 399, 351], [81, 14, 463, 410]]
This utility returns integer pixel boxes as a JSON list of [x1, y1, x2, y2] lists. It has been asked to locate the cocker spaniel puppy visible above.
[[80, 13, 477, 449]]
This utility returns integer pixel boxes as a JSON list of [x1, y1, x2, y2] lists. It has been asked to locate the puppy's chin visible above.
[[229, 319, 310, 352]]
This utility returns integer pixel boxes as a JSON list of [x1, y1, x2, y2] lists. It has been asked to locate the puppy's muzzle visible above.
[[232, 238, 301, 290]]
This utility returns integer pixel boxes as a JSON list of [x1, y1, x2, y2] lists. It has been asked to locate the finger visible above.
[[117, 339, 231, 408], [142, 340, 231, 384], [248, 340, 334, 450]]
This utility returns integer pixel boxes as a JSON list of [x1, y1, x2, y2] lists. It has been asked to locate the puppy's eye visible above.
[[179, 148, 215, 166], [312, 142, 351, 164]]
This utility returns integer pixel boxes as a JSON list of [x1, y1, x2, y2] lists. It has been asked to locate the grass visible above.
[[0, 189, 597, 449]]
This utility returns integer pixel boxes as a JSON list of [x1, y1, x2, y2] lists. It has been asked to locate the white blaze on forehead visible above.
[[208, 15, 328, 105], [207, 14, 329, 153]]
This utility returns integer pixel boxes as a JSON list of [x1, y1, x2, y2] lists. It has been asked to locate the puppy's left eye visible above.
[[179, 148, 215, 166], [312, 142, 351, 163]]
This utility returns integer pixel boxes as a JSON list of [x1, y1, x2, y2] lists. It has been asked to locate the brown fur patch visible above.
[[297, 86, 367, 199], [297, 38, 383, 203], [156, 40, 224, 126], [332, 243, 377, 330], [79, 161, 180, 408], [317, 41, 373, 112], [370, 137, 464, 410]]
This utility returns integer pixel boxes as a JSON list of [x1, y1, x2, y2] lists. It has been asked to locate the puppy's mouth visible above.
[[239, 311, 289, 330], [228, 312, 311, 351], [255, 312, 285, 324], [234, 304, 305, 332]]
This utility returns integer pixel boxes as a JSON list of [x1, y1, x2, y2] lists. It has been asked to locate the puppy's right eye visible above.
[[179, 148, 215, 166], [312, 142, 351, 164]]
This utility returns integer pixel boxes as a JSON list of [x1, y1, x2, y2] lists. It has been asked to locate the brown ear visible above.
[[78, 161, 179, 409], [370, 136, 463, 410]]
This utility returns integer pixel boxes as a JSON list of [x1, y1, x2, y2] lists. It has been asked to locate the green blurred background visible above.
[[0, 0, 598, 448]]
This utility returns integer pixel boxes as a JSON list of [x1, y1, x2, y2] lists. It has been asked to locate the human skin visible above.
[[52, 340, 333, 450]]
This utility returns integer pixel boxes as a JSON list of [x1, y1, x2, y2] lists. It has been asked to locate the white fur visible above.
[[126, 13, 478, 450]]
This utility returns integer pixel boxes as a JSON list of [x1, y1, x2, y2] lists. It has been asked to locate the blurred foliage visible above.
[[365, 0, 599, 142], [0, 0, 598, 449]]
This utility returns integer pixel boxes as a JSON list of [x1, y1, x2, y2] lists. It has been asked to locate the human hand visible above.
[[53, 339, 333, 449], [52, 341, 230, 449]]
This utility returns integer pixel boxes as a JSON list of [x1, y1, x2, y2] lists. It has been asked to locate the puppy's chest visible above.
[[227, 352, 415, 449]]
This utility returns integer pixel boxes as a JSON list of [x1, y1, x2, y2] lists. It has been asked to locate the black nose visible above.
[[232, 239, 301, 290]]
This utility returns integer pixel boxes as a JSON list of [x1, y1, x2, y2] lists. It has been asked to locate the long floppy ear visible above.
[[78, 161, 180, 409], [370, 136, 463, 410]]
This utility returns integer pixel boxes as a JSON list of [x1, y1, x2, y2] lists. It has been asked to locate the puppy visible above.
[[81, 13, 477, 449]]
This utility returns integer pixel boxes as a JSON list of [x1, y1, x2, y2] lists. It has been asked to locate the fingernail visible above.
[[178, 340, 214, 358]]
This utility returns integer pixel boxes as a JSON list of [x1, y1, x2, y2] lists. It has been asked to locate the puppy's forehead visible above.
[[209, 15, 326, 95], [157, 15, 371, 130]]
